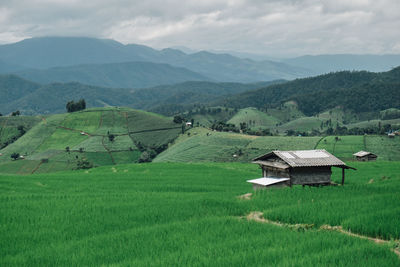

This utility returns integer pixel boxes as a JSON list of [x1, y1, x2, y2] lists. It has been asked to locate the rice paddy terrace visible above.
[[0, 107, 181, 174]]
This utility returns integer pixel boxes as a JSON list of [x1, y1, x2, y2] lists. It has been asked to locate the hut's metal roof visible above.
[[353, 151, 376, 157], [247, 177, 290, 186], [253, 149, 351, 168]]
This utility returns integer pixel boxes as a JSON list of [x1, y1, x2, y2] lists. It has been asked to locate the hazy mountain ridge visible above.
[[15, 61, 210, 88], [0, 37, 312, 82]]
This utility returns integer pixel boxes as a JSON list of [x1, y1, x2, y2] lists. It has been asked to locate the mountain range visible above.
[[1, 37, 398, 89]]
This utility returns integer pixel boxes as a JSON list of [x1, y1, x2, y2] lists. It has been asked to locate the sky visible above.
[[0, 0, 399, 57]]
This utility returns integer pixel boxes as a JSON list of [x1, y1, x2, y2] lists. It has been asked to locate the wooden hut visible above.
[[353, 151, 377, 161], [247, 149, 355, 189]]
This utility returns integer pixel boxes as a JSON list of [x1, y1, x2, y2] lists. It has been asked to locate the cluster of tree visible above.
[[75, 157, 94, 169], [211, 122, 239, 133], [324, 124, 396, 135], [135, 141, 168, 163], [66, 99, 86, 113]]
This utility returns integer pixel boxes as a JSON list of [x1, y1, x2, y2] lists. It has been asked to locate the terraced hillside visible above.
[[0, 107, 181, 174], [155, 127, 400, 163], [154, 128, 321, 162]]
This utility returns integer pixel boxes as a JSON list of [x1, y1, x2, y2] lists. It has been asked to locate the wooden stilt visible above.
[[341, 168, 345, 185]]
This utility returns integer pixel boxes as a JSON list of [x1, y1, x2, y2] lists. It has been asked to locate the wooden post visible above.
[[341, 168, 345, 185]]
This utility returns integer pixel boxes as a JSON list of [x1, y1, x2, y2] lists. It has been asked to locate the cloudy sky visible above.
[[0, 0, 399, 56]]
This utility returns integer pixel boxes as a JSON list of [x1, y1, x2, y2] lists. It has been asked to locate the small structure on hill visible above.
[[353, 151, 377, 161], [247, 149, 355, 189]]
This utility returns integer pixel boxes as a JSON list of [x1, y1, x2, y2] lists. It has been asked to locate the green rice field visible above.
[[0, 161, 399, 266]]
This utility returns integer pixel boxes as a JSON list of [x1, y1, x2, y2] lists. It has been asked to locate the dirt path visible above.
[[246, 211, 400, 259], [237, 193, 253, 200]]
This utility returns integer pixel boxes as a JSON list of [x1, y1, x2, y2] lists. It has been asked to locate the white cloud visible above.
[[0, 0, 399, 56]]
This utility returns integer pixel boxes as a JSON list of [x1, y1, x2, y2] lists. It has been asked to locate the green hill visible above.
[[0, 107, 181, 174], [227, 107, 280, 129]]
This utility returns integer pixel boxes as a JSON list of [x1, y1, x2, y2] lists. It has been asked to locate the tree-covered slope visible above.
[[16, 61, 210, 88], [0, 75, 40, 107], [219, 67, 400, 115]]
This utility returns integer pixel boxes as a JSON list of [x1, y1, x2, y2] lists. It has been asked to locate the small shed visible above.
[[247, 149, 355, 189], [353, 151, 377, 161]]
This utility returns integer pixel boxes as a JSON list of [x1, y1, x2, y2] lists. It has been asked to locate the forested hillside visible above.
[[219, 67, 400, 115]]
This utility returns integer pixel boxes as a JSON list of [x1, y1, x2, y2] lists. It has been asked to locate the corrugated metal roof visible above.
[[353, 151, 375, 157], [247, 177, 290, 186], [253, 149, 347, 168]]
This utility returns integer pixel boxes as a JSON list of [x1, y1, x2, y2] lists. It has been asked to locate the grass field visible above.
[[0, 161, 399, 266], [317, 135, 400, 161], [0, 108, 181, 174]]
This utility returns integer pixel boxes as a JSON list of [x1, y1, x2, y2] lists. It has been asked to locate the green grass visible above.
[[0, 162, 399, 266], [276, 116, 324, 133], [317, 136, 365, 160], [316, 135, 400, 161], [365, 136, 400, 161], [227, 107, 280, 129]]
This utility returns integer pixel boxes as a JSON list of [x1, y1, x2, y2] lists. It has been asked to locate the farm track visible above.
[[101, 136, 116, 165], [31, 161, 43, 174], [246, 211, 400, 259]]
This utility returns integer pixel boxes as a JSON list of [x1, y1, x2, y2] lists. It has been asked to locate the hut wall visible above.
[[356, 155, 377, 161], [262, 166, 290, 178], [290, 166, 332, 185]]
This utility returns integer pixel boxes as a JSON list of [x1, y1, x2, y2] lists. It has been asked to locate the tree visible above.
[[17, 125, 26, 135], [108, 133, 115, 142], [10, 152, 20, 160], [65, 146, 70, 153], [11, 110, 20, 116], [173, 115, 184, 124]]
